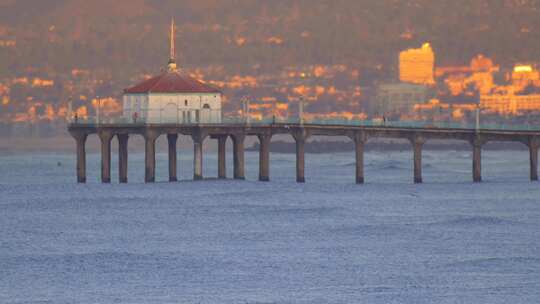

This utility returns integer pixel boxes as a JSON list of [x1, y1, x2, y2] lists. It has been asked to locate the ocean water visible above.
[[1, 149, 540, 304]]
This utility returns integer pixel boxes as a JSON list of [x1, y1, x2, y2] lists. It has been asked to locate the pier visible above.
[[68, 120, 540, 184]]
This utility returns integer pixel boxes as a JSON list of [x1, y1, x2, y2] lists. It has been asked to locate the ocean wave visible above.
[[331, 223, 411, 237], [427, 215, 516, 227], [340, 162, 356, 167], [366, 160, 406, 171], [443, 257, 540, 273]]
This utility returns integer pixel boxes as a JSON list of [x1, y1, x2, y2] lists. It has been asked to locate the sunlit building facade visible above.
[[511, 64, 540, 89], [481, 94, 540, 115], [399, 43, 435, 85]]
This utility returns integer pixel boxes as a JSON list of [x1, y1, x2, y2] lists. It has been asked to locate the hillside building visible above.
[[376, 83, 431, 114], [399, 43, 435, 85], [481, 93, 540, 115], [511, 64, 540, 90]]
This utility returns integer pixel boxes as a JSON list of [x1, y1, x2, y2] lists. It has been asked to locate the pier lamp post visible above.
[[96, 95, 101, 125], [241, 96, 250, 125], [272, 100, 276, 124], [67, 96, 73, 123], [475, 103, 480, 133], [246, 97, 250, 125], [299, 95, 304, 125]]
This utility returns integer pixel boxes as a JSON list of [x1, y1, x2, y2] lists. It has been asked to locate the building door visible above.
[[201, 104, 211, 123]]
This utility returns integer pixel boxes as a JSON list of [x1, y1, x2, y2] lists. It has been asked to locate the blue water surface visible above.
[[0, 149, 539, 303]]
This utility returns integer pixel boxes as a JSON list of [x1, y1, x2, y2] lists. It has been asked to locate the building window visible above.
[[203, 104, 210, 109], [185, 100, 188, 106]]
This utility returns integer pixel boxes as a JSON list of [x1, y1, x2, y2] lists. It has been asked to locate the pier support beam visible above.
[[411, 136, 426, 184], [217, 135, 227, 179], [99, 130, 113, 184], [293, 130, 308, 183], [352, 132, 367, 184], [72, 133, 87, 183], [117, 134, 129, 183], [144, 130, 159, 183], [168, 134, 178, 182], [529, 138, 539, 181], [471, 138, 484, 183], [258, 134, 271, 181], [192, 132, 205, 180], [232, 133, 246, 180]]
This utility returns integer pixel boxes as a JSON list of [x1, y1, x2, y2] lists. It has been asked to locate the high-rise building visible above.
[[399, 43, 435, 85]]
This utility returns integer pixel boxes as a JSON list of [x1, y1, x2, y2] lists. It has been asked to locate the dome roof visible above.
[[124, 71, 221, 94]]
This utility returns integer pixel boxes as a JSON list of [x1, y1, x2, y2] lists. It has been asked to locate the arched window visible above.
[[185, 100, 188, 106], [203, 104, 211, 109]]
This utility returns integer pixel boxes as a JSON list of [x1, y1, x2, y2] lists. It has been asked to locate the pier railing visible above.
[[68, 115, 540, 132]]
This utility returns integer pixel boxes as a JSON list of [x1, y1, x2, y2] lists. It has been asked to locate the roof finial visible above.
[[168, 17, 177, 71]]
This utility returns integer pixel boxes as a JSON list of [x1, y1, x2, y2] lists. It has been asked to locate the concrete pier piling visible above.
[[258, 134, 271, 181], [294, 131, 307, 183], [412, 136, 425, 184], [353, 132, 367, 184], [73, 133, 87, 183], [472, 139, 483, 183], [217, 136, 227, 179], [118, 134, 129, 183], [144, 131, 158, 183], [529, 138, 539, 181], [99, 131, 113, 183], [167, 134, 178, 182], [232, 133, 246, 180], [192, 133, 204, 180]]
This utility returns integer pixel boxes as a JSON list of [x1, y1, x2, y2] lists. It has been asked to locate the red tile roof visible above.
[[124, 71, 221, 94]]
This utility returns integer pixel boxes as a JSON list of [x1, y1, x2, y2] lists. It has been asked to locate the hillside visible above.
[[0, 0, 539, 78]]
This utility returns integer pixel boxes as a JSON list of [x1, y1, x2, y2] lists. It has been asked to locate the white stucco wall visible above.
[[123, 93, 222, 124], [123, 94, 149, 122]]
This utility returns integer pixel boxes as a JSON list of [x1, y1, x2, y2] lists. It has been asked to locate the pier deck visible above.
[[68, 121, 540, 184]]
